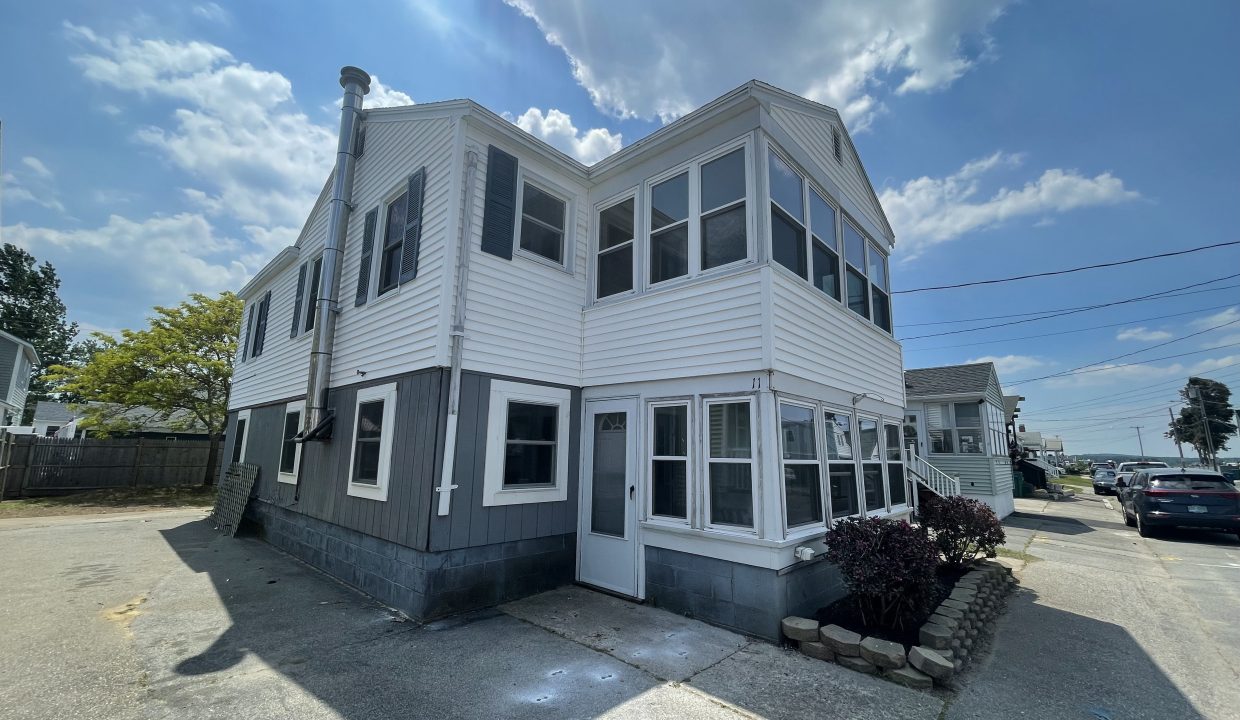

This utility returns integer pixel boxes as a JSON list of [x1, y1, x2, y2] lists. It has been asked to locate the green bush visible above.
[[823, 516, 940, 630], [921, 496, 1006, 568]]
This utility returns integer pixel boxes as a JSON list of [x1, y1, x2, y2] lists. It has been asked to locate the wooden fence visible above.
[[0, 432, 213, 499]]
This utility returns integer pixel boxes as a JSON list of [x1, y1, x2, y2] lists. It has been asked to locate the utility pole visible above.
[[1130, 426, 1145, 459], [1186, 385, 1217, 471], [1169, 407, 1186, 468]]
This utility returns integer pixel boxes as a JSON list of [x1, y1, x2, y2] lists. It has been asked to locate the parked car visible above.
[[1118, 469, 1240, 538], [1092, 468, 1119, 494], [1114, 461, 1169, 495]]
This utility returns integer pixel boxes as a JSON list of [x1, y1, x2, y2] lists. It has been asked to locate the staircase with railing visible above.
[[904, 444, 960, 502]]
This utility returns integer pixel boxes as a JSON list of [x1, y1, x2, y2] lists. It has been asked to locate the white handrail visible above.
[[905, 444, 961, 498]]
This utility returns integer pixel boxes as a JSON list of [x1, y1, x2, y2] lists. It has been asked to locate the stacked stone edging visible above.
[[780, 558, 1016, 689]]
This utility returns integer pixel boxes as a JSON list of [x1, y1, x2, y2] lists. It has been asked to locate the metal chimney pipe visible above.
[[305, 66, 370, 437]]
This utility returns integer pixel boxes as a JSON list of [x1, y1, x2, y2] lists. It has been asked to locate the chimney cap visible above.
[[340, 66, 372, 94]]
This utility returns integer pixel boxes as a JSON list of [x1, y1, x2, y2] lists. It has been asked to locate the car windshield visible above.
[[1149, 476, 1234, 490]]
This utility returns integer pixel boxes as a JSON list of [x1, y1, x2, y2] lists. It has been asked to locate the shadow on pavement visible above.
[[952, 585, 1207, 720], [1144, 526, 1240, 548]]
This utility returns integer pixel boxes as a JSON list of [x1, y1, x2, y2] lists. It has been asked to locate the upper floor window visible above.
[[379, 191, 408, 295], [519, 182, 567, 265], [596, 197, 635, 299], [650, 171, 689, 284], [769, 152, 807, 279], [700, 148, 747, 270], [304, 255, 323, 333]]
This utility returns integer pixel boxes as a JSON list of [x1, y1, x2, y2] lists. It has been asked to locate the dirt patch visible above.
[[815, 565, 967, 649], [0, 486, 216, 519], [103, 595, 148, 638]]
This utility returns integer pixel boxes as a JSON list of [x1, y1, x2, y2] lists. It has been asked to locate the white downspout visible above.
[[435, 149, 480, 516]]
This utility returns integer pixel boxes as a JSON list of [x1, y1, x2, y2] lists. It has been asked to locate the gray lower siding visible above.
[[645, 546, 846, 641], [248, 499, 574, 620]]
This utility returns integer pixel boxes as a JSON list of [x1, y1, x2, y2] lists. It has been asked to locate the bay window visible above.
[[596, 197, 635, 299], [649, 403, 689, 521], [780, 402, 823, 528], [705, 399, 755, 529]]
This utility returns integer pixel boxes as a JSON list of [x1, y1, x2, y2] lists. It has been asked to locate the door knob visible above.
[[629, 485, 635, 500]]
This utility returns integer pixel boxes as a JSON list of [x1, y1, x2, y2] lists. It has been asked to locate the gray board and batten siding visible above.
[[227, 369, 579, 552]]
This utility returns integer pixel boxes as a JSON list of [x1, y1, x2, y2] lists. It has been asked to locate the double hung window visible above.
[[649, 172, 690, 283], [649, 403, 689, 521], [780, 402, 822, 528], [347, 383, 397, 501], [519, 182, 567, 265], [705, 399, 755, 529], [596, 198, 635, 298], [304, 255, 323, 332], [769, 153, 807, 279], [700, 148, 747, 271], [810, 190, 841, 300], [379, 191, 407, 295], [482, 381, 571, 506], [824, 409, 858, 519], [231, 409, 251, 464], [884, 422, 907, 506], [859, 418, 885, 512], [278, 401, 304, 484]]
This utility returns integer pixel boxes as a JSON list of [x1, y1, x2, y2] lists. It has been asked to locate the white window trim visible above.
[[883, 420, 910, 511], [233, 409, 251, 464], [926, 401, 988, 456], [278, 400, 305, 485], [591, 189, 640, 303], [777, 399, 827, 536], [643, 136, 755, 291], [346, 382, 398, 501], [857, 414, 888, 517], [646, 399, 693, 527], [701, 396, 759, 535], [482, 380, 572, 507], [513, 169, 575, 273], [299, 254, 324, 337], [373, 182, 413, 300], [823, 404, 860, 524]]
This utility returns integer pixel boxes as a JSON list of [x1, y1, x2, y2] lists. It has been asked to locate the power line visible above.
[[899, 274, 1240, 341], [1007, 341, 1240, 386], [901, 301, 1239, 351], [893, 240, 1240, 294], [1005, 317, 1240, 385], [1019, 367, 1240, 416], [899, 281, 1240, 328]]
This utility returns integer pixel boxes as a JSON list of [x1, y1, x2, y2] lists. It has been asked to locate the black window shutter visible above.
[[253, 290, 271, 357], [241, 304, 255, 362], [290, 263, 307, 338], [399, 167, 427, 285], [480, 145, 517, 259], [356, 209, 378, 305], [355, 126, 366, 158]]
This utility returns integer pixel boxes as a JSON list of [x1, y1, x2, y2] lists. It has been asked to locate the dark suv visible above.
[[1118, 468, 1240, 539]]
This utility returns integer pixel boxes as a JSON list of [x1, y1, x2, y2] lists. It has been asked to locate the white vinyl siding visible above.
[[770, 270, 904, 403], [460, 129, 588, 385], [583, 268, 764, 385]]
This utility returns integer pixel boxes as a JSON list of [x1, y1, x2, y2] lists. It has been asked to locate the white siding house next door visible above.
[[577, 398, 640, 597]]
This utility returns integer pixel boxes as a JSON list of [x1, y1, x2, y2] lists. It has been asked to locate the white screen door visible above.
[[577, 398, 639, 597]]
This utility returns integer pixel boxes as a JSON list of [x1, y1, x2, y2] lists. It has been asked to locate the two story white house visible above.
[[0, 329, 38, 426], [227, 68, 911, 640]]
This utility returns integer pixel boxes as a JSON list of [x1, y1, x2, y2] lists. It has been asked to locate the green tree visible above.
[[1166, 377, 1236, 466], [0, 243, 79, 421], [45, 292, 242, 484]]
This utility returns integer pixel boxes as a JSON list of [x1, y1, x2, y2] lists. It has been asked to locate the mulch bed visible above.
[[814, 565, 968, 648]]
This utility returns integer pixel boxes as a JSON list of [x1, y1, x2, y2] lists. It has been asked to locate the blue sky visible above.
[[2, 1, 1238, 456]]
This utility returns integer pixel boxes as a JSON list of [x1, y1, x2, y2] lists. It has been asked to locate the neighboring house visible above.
[[227, 68, 911, 640], [33, 401, 209, 440], [904, 363, 1015, 518], [0, 329, 38, 426]]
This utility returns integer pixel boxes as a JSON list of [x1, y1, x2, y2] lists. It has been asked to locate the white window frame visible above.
[[823, 404, 860, 523], [482, 380, 572, 507], [643, 136, 755, 291], [513, 169, 574, 272], [856, 413, 888, 517], [778, 399, 827, 537], [646, 399, 693, 527], [232, 409, 251, 464], [346, 382, 398, 501], [883, 419, 910, 511], [701, 396, 759, 535], [278, 400, 305, 485], [591, 189, 639, 303], [299, 254, 324, 337], [374, 182, 412, 299], [927, 401, 988, 456]]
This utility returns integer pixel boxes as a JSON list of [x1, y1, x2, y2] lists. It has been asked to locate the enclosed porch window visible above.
[[926, 401, 987, 454]]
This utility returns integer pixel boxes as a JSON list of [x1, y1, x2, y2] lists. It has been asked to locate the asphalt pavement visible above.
[[2, 496, 1237, 719]]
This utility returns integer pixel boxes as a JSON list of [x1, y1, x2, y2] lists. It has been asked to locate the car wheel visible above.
[[1137, 512, 1155, 538]]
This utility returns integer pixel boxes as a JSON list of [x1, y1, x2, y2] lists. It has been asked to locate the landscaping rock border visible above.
[[782, 559, 1016, 689]]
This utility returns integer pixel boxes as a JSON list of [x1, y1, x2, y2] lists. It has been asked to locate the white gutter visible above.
[[435, 149, 481, 516]]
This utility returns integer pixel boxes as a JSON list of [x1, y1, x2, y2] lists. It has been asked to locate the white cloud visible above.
[[366, 75, 414, 109], [1040, 354, 1240, 390], [507, 108, 622, 164], [966, 354, 1045, 377], [21, 157, 54, 180], [1205, 333, 1240, 350], [192, 3, 229, 24], [1191, 307, 1239, 329], [1116, 327, 1173, 342], [66, 22, 336, 231], [880, 152, 1140, 258], [505, 0, 1008, 130], [4, 213, 247, 316]]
